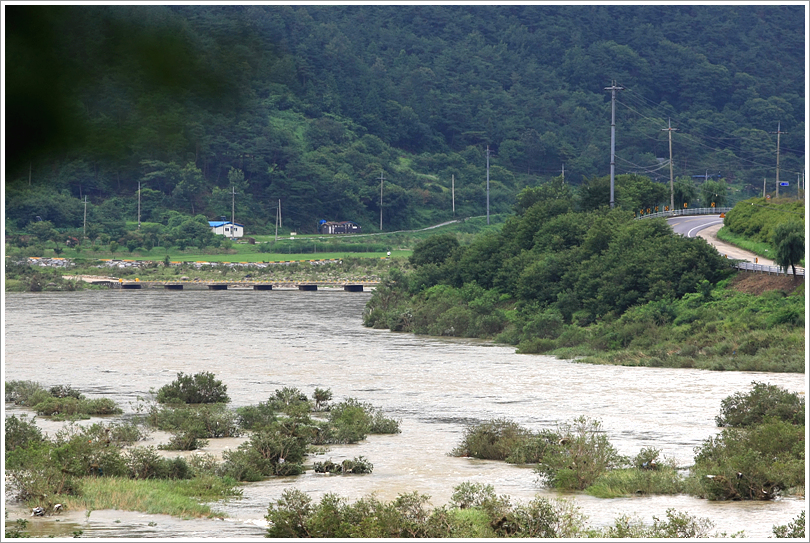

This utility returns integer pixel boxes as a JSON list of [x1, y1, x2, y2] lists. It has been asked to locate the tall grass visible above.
[[585, 468, 686, 498], [60, 476, 238, 519]]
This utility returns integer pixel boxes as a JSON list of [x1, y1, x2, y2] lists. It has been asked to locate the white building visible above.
[[209, 220, 244, 239]]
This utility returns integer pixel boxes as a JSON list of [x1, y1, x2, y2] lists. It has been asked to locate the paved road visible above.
[[666, 215, 774, 265]]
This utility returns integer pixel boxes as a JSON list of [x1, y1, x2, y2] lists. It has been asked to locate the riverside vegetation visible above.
[[6, 377, 804, 538], [448, 382, 804, 504], [4, 372, 400, 522], [364, 184, 805, 373], [264, 408, 806, 540]]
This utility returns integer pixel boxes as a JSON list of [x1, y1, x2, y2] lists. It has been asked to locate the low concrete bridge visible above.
[[103, 279, 377, 292]]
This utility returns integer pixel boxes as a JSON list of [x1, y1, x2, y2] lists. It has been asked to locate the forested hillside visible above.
[[5, 4, 805, 235]]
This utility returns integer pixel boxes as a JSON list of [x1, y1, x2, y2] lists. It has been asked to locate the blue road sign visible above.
[[780, 182, 789, 186]]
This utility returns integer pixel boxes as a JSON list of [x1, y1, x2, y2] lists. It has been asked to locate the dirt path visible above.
[[696, 223, 776, 265]]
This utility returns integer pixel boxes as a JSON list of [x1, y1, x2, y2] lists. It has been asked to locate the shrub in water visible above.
[[689, 417, 804, 500], [534, 416, 626, 491], [716, 382, 804, 427], [236, 402, 277, 430], [450, 419, 531, 460], [127, 446, 193, 480], [773, 510, 805, 538], [156, 372, 230, 404]]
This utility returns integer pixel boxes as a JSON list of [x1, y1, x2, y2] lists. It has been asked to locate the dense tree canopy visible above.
[[5, 4, 805, 235]]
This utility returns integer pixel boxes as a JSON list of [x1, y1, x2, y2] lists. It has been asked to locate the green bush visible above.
[[716, 382, 804, 427], [4, 415, 44, 452], [313, 456, 373, 474], [236, 401, 277, 430], [156, 372, 230, 404], [32, 396, 123, 417], [5, 380, 46, 405], [689, 418, 804, 500], [451, 419, 532, 460], [535, 417, 627, 491], [147, 403, 240, 450], [773, 510, 805, 538], [322, 398, 373, 444], [597, 508, 717, 538], [267, 387, 311, 414], [126, 446, 193, 480], [265, 485, 589, 538]]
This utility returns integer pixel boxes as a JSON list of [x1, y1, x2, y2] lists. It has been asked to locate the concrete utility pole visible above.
[[662, 119, 677, 213], [231, 186, 237, 236], [379, 170, 385, 230], [137, 181, 141, 229], [771, 122, 786, 198], [275, 199, 281, 240], [763, 178, 766, 198], [83, 196, 87, 239], [486, 145, 490, 224], [605, 81, 624, 209]]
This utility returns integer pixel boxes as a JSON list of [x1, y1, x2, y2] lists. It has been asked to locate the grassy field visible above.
[[12, 214, 506, 264]]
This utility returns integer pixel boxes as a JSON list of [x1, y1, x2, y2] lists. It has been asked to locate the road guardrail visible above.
[[636, 207, 733, 220]]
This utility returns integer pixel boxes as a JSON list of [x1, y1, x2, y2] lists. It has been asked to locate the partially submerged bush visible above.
[[265, 484, 587, 538], [236, 401, 277, 430], [127, 446, 193, 480], [596, 508, 718, 538], [313, 456, 373, 474], [316, 398, 399, 444], [534, 417, 627, 491], [716, 382, 804, 427], [147, 403, 241, 451], [688, 417, 804, 500], [5, 380, 46, 405], [156, 372, 230, 404], [5, 381, 123, 418], [773, 510, 805, 538], [450, 419, 532, 460]]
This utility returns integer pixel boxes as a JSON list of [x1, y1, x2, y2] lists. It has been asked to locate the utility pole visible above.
[[275, 199, 281, 240], [451, 174, 455, 218], [137, 181, 141, 229], [662, 118, 677, 213], [379, 170, 385, 231], [771, 122, 786, 198], [763, 178, 766, 199], [605, 81, 624, 209], [83, 196, 87, 239], [486, 145, 490, 224], [561, 163, 565, 184], [231, 186, 237, 238]]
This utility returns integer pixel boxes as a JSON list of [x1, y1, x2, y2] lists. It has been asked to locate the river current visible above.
[[3, 290, 806, 538]]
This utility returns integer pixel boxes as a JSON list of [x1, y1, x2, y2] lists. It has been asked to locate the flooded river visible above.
[[3, 290, 806, 538]]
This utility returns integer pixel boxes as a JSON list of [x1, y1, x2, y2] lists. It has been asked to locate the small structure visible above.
[[209, 220, 244, 239], [318, 220, 361, 234]]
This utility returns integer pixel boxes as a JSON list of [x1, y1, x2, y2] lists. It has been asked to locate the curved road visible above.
[[666, 215, 776, 265]]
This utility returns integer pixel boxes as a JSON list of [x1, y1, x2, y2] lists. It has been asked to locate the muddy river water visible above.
[[3, 290, 806, 538]]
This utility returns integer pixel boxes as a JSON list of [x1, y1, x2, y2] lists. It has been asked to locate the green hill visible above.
[[5, 4, 805, 237]]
